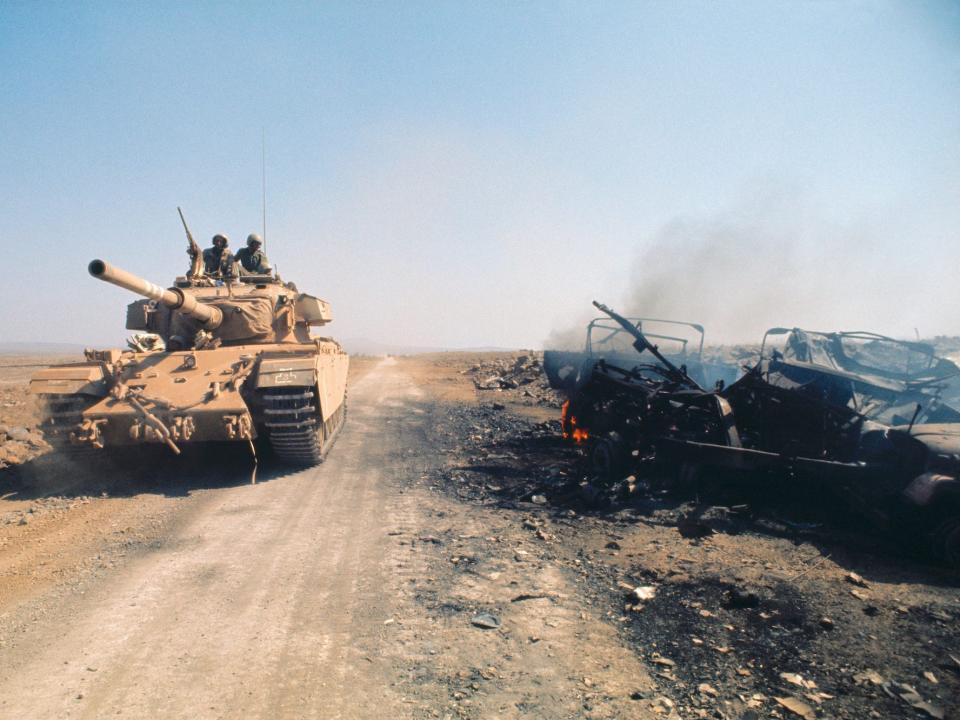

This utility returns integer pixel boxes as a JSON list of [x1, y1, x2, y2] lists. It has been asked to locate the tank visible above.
[[29, 260, 349, 465]]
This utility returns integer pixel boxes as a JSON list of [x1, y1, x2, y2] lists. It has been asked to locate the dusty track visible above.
[[0, 358, 654, 719]]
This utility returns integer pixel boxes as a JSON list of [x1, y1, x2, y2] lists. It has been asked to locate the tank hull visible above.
[[30, 341, 349, 465]]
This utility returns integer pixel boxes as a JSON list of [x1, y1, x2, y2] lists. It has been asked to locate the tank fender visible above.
[[902, 472, 960, 508], [256, 357, 317, 388], [29, 364, 109, 396]]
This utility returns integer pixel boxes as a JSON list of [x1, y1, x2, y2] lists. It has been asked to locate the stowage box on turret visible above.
[[29, 260, 349, 465]]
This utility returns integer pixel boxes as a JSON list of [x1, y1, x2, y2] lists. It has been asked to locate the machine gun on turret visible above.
[[178, 207, 204, 279]]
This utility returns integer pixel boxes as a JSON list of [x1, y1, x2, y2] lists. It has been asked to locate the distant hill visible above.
[[339, 337, 523, 356], [0, 338, 531, 357], [0, 342, 86, 355]]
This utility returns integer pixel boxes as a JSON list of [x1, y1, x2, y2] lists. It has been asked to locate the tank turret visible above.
[[87, 259, 333, 349]]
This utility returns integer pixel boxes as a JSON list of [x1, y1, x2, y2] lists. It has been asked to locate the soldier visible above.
[[236, 233, 272, 274], [198, 234, 234, 276]]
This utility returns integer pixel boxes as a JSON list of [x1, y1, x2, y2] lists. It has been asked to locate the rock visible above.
[[605, 540, 622, 550], [774, 696, 815, 720], [923, 671, 938, 684], [650, 696, 675, 714], [471, 613, 501, 629], [818, 616, 834, 630], [845, 571, 869, 588], [678, 516, 714, 538], [852, 669, 885, 686], [650, 656, 675, 667], [491, 403, 505, 411], [632, 586, 657, 602], [780, 673, 817, 690], [887, 682, 945, 719], [7, 426, 32, 442], [723, 587, 760, 609], [697, 683, 718, 697], [530, 494, 547, 505]]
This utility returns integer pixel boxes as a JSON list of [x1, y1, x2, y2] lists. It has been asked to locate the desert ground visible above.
[[0, 352, 957, 719]]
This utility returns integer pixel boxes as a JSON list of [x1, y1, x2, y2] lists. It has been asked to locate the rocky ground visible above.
[[0, 351, 957, 719], [404, 352, 960, 720], [0, 356, 60, 469]]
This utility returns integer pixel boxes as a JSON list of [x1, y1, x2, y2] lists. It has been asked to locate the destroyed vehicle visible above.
[[29, 259, 349, 465], [548, 302, 960, 566], [767, 327, 960, 425]]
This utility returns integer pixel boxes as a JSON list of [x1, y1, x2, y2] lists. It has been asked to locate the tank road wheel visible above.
[[262, 387, 347, 466]]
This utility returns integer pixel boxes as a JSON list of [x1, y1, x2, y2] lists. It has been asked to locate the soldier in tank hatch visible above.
[[197, 233, 235, 276], [236, 234, 272, 275]]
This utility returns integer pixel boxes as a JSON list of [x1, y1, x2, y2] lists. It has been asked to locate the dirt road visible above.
[[0, 358, 654, 719]]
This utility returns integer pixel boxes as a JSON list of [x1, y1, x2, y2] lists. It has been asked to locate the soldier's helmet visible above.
[[246, 233, 263, 247], [212, 234, 229, 248]]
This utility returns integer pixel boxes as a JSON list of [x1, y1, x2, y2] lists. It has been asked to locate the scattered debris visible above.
[[845, 571, 869, 588], [885, 681, 945, 719], [470, 612, 501, 630], [774, 696, 816, 720], [853, 670, 886, 687], [780, 673, 817, 690]]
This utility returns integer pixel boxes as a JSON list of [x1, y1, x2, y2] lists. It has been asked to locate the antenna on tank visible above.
[[261, 127, 267, 251]]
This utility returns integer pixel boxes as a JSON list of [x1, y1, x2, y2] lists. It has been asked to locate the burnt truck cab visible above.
[[545, 315, 741, 395]]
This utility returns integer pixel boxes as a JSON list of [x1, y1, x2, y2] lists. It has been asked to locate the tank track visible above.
[[262, 387, 346, 466], [36, 394, 101, 458]]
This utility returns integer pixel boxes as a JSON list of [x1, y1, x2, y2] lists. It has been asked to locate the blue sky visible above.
[[1, 1, 958, 348]]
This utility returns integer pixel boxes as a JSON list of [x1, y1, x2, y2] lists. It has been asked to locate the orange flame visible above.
[[560, 400, 590, 443]]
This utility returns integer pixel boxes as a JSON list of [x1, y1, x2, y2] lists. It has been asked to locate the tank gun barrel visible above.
[[88, 259, 223, 330]]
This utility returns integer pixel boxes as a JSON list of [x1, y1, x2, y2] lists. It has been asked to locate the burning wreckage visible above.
[[544, 301, 960, 566]]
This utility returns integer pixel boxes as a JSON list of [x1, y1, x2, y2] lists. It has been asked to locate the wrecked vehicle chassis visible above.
[[548, 302, 960, 566]]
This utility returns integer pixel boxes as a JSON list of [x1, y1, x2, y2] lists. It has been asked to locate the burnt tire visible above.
[[590, 432, 629, 485], [672, 461, 704, 496], [931, 515, 960, 569]]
